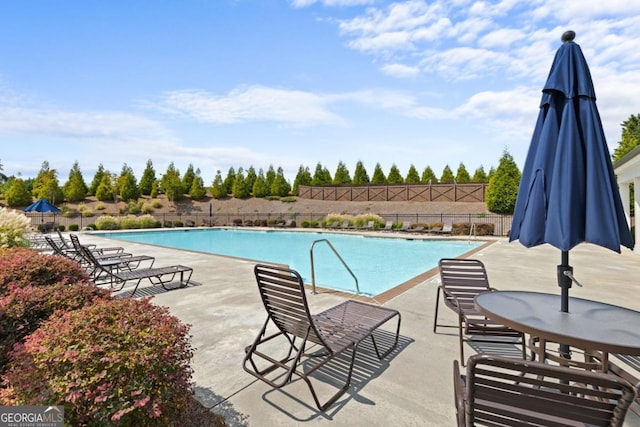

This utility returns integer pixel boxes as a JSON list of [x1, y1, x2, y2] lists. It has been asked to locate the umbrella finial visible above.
[[561, 30, 575, 43]]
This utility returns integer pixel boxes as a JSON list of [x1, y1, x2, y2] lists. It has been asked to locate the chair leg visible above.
[[458, 312, 466, 365], [433, 287, 441, 333], [301, 343, 358, 411]]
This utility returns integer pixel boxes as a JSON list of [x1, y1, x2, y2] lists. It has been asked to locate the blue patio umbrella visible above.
[[23, 198, 61, 213], [509, 31, 633, 313]]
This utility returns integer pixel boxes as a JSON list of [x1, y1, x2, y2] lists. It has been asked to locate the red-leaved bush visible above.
[[0, 247, 105, 372], [0, 282, 111, 372], [0, 297, 195, 426], [0, 247, 90, 293]]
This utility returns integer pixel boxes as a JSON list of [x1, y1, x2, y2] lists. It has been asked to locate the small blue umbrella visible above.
[[510, 31, 633, 313], [23, 198, 61, 213]]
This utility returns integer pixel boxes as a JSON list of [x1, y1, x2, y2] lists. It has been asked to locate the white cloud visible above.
[[0, 106, 170, 141], [153, 86, 345, 127], [290, 0, 374, 7], [380, 63, 421, 77], [478, 28, 526, 49]]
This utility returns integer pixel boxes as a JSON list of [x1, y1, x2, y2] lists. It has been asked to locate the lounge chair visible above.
[[276, 219, 294, 228], [57, 237, 155, 281], [398, 221, 412, 231], [382, 221, 393, 231], [361, 220, 374, 230], [326, 221, 339, 229], [453, 354, 637, 427], [434, 258, 525, 364], [339, 220, 351, 229], [69, 233, 124, 255], [243, 264, 401, 410], [77, 245, 191, 296], [432, 219, 452, 234]]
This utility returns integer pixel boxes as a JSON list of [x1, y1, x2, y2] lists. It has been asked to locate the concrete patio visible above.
[[79, 231, 640, 426]]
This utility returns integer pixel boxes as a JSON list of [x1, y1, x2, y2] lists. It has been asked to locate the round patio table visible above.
[[475, 291, 640, 371]]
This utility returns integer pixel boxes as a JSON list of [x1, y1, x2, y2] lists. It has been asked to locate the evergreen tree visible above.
[[252, 169, 270, 198], [487, 166, 496, 182], [32, 161, 63, 204], [223, 167, 236, 195], [189, 173, 207, 200], [5, 178, 33, 207], [613, 114, 640, 162], [88, 164, 105, 196], [160, 162, 184, 203], [387, 164, 404, 184], [486, 149, 521, 214], [245, 166, 257, 193], [352, 161, 370, 185], [333, 161, 352, 185], [455, 162, 471, 183], [210, 171, 227, 199], [138, 160, 156, 196], [232, 167, 251, 199], [150, 180, 160, 198], [292, 165, 312, 195], [311, 163, 332, 185], [95, 172, 115, 202], [62, 161, 87, 202], [421, 166, 437, 183], [271, 167, 291, 197], [440, 165, 455, 183], [265, 165, 276, 193], [472, 166, 488, 182], [182, 164, 196, 195], [118, 164, 140, 202], [405, 165, 420, 183], [370, 163, 387, 184]]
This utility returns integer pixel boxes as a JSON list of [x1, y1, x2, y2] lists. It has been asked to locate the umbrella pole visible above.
[[558, 250, 572, 359]]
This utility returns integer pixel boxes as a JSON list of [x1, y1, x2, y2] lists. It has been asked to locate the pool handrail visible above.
[[309, 239, 360, 295]]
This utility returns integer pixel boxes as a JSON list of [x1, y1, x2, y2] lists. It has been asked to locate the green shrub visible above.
[[95, 203, 106, 211], [63, 210, 76, 218], [95, 216, 120, 230], [138, 215, 160, 229], [119, 215, 141, 229], [301, 220, 310, 228], [174, 220, 184, 227], [68, 224, 79, 231], [280, 196, 296, 203], [141, 203, 154, 214], [128, 201, 142, 215], [85, 224, 97, 230], [57, 225, 65, 232], [265, 196, 280, 201], [0, 298, 194, 426], [151, 200, 163, 209], [82, 209, 94, 217]]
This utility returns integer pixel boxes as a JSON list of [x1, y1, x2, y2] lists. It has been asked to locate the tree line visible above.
[[0, 152, 521, 214]]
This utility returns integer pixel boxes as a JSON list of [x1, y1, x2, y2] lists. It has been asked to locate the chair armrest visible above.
[[452, 360, 466, 427]]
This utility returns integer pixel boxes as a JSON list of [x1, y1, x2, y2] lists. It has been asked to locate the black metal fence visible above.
[[27, 211, 515, 236]]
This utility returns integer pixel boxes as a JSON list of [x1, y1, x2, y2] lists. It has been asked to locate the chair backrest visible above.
[[69, 233, 83, 251], [253, 264, 325, 347], [44, 235, 67, 256], [464, 354, 636, 427], [439, 258, 490, 292]]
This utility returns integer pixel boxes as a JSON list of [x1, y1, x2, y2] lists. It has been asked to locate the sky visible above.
[[2, 0, 640, 185]]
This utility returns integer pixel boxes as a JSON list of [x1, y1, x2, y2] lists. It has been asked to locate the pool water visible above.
[[101, 229, 483, 296]]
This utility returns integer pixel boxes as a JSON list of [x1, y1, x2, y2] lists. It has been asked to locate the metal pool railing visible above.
[[309, 239, 359, 295]]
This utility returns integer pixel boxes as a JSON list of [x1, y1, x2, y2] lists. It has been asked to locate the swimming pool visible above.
[[100, 229, 483, 297]]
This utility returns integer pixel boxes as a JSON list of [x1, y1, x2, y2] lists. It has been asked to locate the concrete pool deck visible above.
[[79, 230, 640, 426]]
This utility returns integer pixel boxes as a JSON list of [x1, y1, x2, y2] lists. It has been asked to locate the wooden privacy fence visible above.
[[297, 183, 487, 202]]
